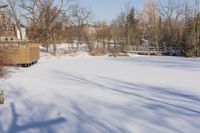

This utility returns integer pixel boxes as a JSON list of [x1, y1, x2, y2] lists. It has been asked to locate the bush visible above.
[[183, 46, 200, 57]]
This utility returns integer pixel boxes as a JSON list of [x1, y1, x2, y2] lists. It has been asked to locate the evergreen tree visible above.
[[184, 13, 200, 57], [195, 13, 200, 56], [125, 7, 138, 52]]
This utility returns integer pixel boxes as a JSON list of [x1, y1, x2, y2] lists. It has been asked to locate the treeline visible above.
[[3, 0, 200, 57], [4, 0, 93, 55], [110, 0, 200, 57]]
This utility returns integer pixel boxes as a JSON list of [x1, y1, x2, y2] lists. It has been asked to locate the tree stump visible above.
[[0, 91, 4, 104]]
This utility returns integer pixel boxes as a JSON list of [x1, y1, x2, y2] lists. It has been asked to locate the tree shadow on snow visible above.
[[107, 56, 200, 71], [0, 84, 67, 133], [52, 71, 200, 132], [6, 103, 66, 133], [1, 71, 200, 133], [70, 103, 129, 133]]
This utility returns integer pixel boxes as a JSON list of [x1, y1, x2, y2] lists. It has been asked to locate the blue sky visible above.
[[77, 0, 144, 22]]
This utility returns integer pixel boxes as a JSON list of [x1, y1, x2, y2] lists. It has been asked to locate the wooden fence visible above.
[[129, 46, 183, 56]]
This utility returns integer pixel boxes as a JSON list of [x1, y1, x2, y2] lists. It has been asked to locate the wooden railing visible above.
[[129, 46, 183, 55]]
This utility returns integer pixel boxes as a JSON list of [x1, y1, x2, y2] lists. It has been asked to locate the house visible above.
[[0, 9, 16, 41], [16, 24, 27, 40], [0, 5, 27, 41], [84, 24, 97, 35]]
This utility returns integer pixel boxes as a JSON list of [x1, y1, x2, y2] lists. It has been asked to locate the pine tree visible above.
[[125, 7, 138, 52], [184, 18, 195, 56], [184, 13, 200, 57], [196, 13, 200, 56]]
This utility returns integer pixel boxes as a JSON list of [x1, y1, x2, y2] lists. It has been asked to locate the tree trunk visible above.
[[17, 26, 23, 40]]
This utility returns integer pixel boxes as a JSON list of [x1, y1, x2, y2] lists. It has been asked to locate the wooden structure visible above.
[[0, 91, 4, 104], [129, 46, 182, 56], [0, 41, 39, 66], [129, 46, 161, 55]]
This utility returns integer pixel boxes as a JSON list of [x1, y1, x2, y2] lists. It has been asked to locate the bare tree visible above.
[[140, 0, 160, 47], [110, 10, 127, 53], [20, 0, 72, 55], [159, 0, 184, 47], [6, 0, 23, 40], [20, 0, 42, 40], [95, 21, 111, 54], [71, 4, 93, 49]]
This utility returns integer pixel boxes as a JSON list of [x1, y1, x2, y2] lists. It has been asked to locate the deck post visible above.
[[0, 91, 4, 104]]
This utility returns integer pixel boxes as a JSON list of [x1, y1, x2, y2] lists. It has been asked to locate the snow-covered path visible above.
[[0, 55, 200, 133]]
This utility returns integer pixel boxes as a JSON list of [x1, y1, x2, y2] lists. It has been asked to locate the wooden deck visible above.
[[0, 91, 4, 104], [0, 41, 39, 66]]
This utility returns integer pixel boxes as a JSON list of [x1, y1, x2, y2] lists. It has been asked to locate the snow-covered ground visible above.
[[0, 53, 200, 133]]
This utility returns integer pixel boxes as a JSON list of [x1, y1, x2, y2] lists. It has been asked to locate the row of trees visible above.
[[110, 0, 200, 57], [2, 0, 200, 57], [1, 0, 200, 76], [5, 0, 93, 55]]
